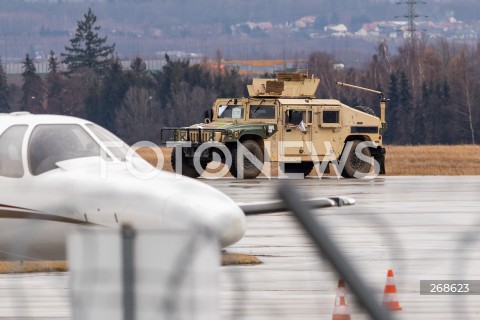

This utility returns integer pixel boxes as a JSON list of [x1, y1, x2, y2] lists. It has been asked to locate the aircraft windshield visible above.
[[0, 125, 27, 178], [29, 124, 101, 175], [86, 123, 130, 161]]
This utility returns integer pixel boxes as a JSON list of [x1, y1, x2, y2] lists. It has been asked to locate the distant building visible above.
[[4, 59, 168, 75], [295, 16, 316, 29], [222, 60, 307, 76], [324, 24, 348, 37]]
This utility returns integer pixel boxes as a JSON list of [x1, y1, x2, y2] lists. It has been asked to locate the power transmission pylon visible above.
[[396, 1, 427, 42]]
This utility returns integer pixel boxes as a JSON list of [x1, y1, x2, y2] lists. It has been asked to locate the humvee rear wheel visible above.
[[283, 162, 314, 178], [230, 140, 264, 179], [171, 148, 206, 178], [341, 140, 372, 178]]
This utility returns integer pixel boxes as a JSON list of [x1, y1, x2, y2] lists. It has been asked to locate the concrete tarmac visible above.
[[217, 176, 480, 320], [0, 176, 479, 319]]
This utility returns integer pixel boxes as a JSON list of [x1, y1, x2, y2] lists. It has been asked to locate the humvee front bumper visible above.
[[161, 127, 227, 146]]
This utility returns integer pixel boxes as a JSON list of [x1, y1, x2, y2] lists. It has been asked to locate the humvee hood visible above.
[[188, 122, 269, 130]]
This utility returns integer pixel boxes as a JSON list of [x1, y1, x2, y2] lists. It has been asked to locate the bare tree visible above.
[[448, 47, 477, 144], [115, 87, 162, 144], [62, 68, 98, 117], [308, 51, 336, 98], [166, 81, 216, 127], [0, 57, 9, 112]]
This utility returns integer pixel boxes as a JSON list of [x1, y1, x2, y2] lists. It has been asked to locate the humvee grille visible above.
[[188, 131, 217, 143]]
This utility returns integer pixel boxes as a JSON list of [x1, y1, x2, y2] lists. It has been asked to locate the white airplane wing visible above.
[[238, 197, 355, 215], [0, 203, 90, 225]]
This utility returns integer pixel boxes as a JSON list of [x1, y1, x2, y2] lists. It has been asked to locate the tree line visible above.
[[0, 8, 479, 145], [0, 8, 248, 144], [309, 40, 480, 145]]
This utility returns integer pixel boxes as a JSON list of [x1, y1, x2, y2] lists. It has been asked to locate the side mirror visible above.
[[204, 109, 213, 123]]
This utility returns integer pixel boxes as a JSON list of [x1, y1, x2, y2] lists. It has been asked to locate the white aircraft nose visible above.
[[163, 191, 246, 248]]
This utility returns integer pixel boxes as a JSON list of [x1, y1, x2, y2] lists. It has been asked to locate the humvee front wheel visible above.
[[341, 140, 372, 178], [230, 140, 264, 179], [171, 148, 206, 178]]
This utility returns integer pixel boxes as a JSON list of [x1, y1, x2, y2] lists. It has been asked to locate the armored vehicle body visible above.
[[162, 74, 386, 179]]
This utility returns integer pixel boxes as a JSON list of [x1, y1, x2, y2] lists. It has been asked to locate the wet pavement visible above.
[[0, 176, 479, 319], [215, 176, 480, 320]]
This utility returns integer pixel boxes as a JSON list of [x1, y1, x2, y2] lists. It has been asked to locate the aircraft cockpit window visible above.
[[29, 124, 101, 176], [0, 125, 27, 178], [86, 123, 130, 161]]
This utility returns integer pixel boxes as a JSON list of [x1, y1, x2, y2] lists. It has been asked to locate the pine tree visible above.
[[48, 50, 58, 73], [101, 59, 129, 132], [62, 8, 115, 74], [398, 72, 413, 144], [399, 72, 412, 108], [128, 56, 152, 88], [87, 59, 129, 132], [46, 51, 65, 114], [21, 54, 44, 112], [385, 73, 399, 143], [0, 57, 10, 112], [130, 56, 146, 75]]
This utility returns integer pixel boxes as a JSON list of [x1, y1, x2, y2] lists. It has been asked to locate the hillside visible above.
[[0, 0, 479, 63]]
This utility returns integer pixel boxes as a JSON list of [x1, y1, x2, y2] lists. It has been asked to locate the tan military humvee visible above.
[[162, 73, 387, 179]]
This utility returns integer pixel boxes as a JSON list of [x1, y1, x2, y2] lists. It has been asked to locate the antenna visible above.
[[395, 1, 428, 42]]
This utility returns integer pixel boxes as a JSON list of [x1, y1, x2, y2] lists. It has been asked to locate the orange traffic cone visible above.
[[382, 269, 402, 311], [332, 279, 351, 320]]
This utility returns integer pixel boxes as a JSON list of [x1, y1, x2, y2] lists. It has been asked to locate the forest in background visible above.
[[1, 38, 480, 145], [0, 4, 479, 146], [311, 39, 480, 145]]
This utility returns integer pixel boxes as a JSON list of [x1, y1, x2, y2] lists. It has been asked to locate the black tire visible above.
[[353, 105, 376, 116], [171, 148, 205, 178], [282, 162, 314, 178], [341, 140, 372, 178], [229, 140, 264, 179]]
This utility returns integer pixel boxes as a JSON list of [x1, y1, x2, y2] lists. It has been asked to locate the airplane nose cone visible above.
[[163, 191, 246, 248]]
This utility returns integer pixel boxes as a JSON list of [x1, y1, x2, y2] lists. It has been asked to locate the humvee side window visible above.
[[286, 110, 306, 125], [218, 105, 244, 119], [249, 105, 275, 119], [323, 110, 340, 124], [0, 125, 27, 178]]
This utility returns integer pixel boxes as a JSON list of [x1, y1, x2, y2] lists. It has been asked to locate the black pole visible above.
[[122, 224, 136, 320], [278, 184, 393, 320]]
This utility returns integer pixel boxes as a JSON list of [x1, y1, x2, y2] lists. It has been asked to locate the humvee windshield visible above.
[[217, 105, 244, 119], [249, 105, 276, 119]]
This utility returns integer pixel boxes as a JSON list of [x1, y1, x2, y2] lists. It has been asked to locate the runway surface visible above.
[[0, 176, 480, 319], [217, 176, 480, 320]]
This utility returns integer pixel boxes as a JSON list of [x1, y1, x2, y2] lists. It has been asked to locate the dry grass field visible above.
[[386, 145, 480, 175], [0, 261, 67, 273], [0, 254, 262, 273], [138, 145, 480, 176]]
